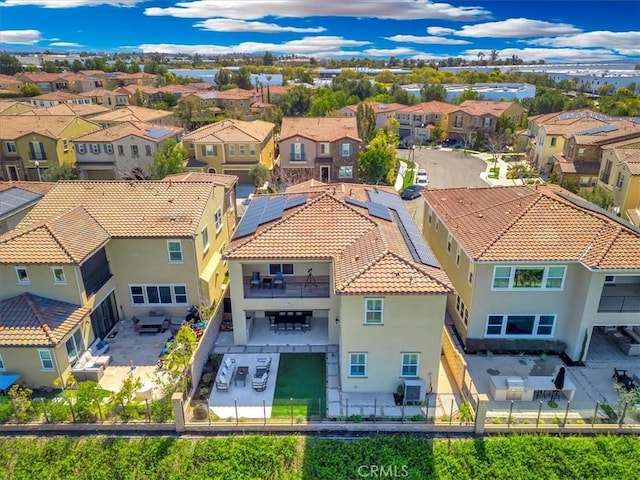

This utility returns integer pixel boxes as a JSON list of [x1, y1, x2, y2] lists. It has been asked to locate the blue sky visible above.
[[0, 1, 639, 63]]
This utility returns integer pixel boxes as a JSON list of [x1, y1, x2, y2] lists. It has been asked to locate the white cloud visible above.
[[462, 47, 622, 63], [0, 29, 41, 44], [194, 18, 326, 33], [0, 0, 142, 7], [386, 34, 470, 45], [137, 36, 370, 56], [362, 47, 420, 57], [527, 31, 640, 56], [49, 41, 82, 47], [144, 0, 490, 21], [426, 27, 456, 36], [452, 18, 582, 38]]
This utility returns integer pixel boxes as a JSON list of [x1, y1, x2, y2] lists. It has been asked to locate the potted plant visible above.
[[393, 384, 404, 406]]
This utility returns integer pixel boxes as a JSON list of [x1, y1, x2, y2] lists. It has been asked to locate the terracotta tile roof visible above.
[[396, 101, 458, 115], [423, 185, 640, 269], [182, 119, 274, 143], [265, 85, 289, 95], [284, 179, 328, 193], [31, 91, 86, 101], [78, 87, 127, 98], [18, 181, 215, 238], [0, 181, 56, 196], [88, 105, 173, 123], [0, 293, 89, 347], [18, 72, 65, 82], [0, 99, 35, 114], [280, 117, 361, 143], [74, 121, 183, 142], [0, 206, 110, 264], [21, 103, 110, 117], [0, 115, 89, 140], [212, 88, 258, 100], [458, 100, 516, 116], [529, 109, 606, 127], [553, 154, 599, 175], [543, 118, 609, 136], [164, 172, 238, 189], [226, 185, 453, 295], [572, 120, 640, 145]]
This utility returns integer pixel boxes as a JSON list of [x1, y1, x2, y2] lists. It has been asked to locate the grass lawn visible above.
[[272, 353, 326, 419]]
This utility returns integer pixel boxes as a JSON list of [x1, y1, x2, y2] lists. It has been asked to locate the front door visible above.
[[320, 166, 330, 182], [90, 291, 119, 339], [6, 165, 18, 181]]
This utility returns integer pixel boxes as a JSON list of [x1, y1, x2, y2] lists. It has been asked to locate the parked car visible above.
[[400, 184, 425, 200], [415, 169, 429, 186], [442, 138, 463, 149]]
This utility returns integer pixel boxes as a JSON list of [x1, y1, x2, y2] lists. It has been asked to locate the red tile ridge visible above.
[[23, 293, 56, 346]]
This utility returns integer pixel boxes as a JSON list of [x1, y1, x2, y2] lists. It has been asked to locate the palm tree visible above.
[[477, 52, 485, 65], [490, 49, 499, 64]]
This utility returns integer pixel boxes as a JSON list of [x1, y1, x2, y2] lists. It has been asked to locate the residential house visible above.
[[598, 139, 640, 223], [339, 102, 406, 131], [446, 100, 526, 143], [0, 181, 55, 234], [527, 109, 611, 173], [0, 115, 101, 181], [73, 121, 184, 180], [182, 119, 275, 184], [279, 117, 362, 184], [0, 99, 35, 116], [29, 91, 92, 108], [224, 182, 453, 395], [79, 88, 129, 108], [260, 84, 289, 104], [422, 184, 640, 362], [210, 88, 261, 117], [16, 72, 69, 94], [395, 101, 459, 144], [94, 71, 157, 90], [0, 177, 236, 387], [88, 105, 178, 127], [552, 119, 640, 187], [60, 71, 104, 93], [0, 74, 22, 94], [19, 102, 110, 119]]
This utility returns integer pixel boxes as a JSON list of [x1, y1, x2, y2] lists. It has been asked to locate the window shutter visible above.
[[349, 144, 354, 156], [29, 142, 35, 158], [290, 143, 295, 158], [300, 143, 305, 159], [201, 145, 206, 157]]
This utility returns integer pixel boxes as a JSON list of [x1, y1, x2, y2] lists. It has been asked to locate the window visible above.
[[401, 353, 419, 377], [434, 218, 439, 231], [167, 240, 183, 263], [201, 226, 210, 253], [62, 139, 69, 152], [486, 314, 556, 337], [550, 137, 557, 147], [447, 234, 453, 254], [105, 144, 114, 154], [131, 145, 139, 157], [214, 208, 223, 233], [483, 117, 492, 127], [76, 143, 86, 154], [38, 350, 54, 370], [229, 145, 235, 156], [454, 116, 463, 128], [468, 263, 474, 284], [118, 145, 124, 156], [456, 245, 461, 266], [492, 266, 565, 290], [5, 141, 17, 153], [269, 263, 294, 275], [65, 328, 84, 365], [365, 298, 383, 324], [239, 145, 245, 156], [29, 141, 46, 160], [427, 210, 432, 225], [91, 144, 100, 154], [249, 144, 256, 156], [341, 143, 351, 157], [15, 266, 29, 285], [129, 284, 188, 305], [600, 159, 612, 183], [204, 144, 217, 156], [338, 166, 353, 179], [616, 172, 625, 189], [291, 143, 304, 161], [320, 142, 330, 155], [145, 145, 152, 156], [463, 308, 469, 326], [349, 353, 367, 377], [578, 148, 585, 156], [0, 354, 4, 371], [52, 267, 66, 284]]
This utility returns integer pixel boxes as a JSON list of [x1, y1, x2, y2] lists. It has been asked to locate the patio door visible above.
[[90, 291, 119, 339]]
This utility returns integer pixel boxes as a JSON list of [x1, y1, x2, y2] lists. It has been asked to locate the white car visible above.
[[415, 169, 429, 186]]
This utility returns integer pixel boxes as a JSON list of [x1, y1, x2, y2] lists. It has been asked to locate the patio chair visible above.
[[274, 271, 284, 289], [252, 372, 268, 392], [250, 271, 260, 288], [256, 356, 272, 377]]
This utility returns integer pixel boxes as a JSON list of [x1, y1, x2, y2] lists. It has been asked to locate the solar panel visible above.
[[146, 126, 173, 139], [0, 188, 42, 216], [232, 195, 268, 239], [285, 194, 307, 210], [575, 124, 617, 136], [345, 197, 367, 208], [367, 202, 392, 221], [259, 195, 287, 224]]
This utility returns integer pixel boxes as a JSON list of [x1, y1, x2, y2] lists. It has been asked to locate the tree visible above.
[[0, 53, 22, 75], [262, 51, 275, 66], [249, 163, 270, 188], [421, 83, 446, 102], [214, 67, 231, 89], [278, 86, 312, 116], [149, 139, 187, 179], [578, 185, 614, 211], [477, 51, 485, 65], [161, 92, 179, 108], [356, 102, 376, 145], [231, 67, 253, 90], [452, 88, 484, 105], [358, 129, 398, 184], [483, 132, 509, 168], [20, 84, 42, 97], [42, 163, 78, 182], [489, 49, 499, 63], [70, 59, 83, 73], [163, 325, 199, 392]]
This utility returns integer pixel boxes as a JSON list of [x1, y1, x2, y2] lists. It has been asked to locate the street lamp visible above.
[[34, 160, 42, 182]]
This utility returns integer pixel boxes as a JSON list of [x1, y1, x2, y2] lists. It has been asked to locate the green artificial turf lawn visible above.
[[271, 353, 326, 419]]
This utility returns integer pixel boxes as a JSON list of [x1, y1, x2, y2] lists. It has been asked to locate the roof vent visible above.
[[477, 213, 483, 218]]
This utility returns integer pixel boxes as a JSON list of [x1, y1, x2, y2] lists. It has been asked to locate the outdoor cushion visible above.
[[221, 366, 228, 377], [224, 358, 235, 369]]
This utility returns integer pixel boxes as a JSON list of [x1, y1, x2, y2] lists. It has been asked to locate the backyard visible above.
[[271, 353, 326, 419]]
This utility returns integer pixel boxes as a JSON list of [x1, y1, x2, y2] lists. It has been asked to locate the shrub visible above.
[[552, 416, 561, 425], [440, 415, 450, 423], [492, 417, 502, 424], [348, 415, 363, 423], [576, 418, 586, 425], [522, 419, 531, 425], [410, 414, 425, 422], [151, 398, 174, 423], [295, 415, 305, 424], [201, 373, 213, 385], [192, 403, 210, 421], [459, 401, 474, 423], [538, 418, 546, 425], [44, 399, 70, 423]]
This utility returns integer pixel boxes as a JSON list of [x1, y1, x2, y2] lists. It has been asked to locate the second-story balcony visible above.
[[598, 279, 640, 313], [243, 274, 331, 299]]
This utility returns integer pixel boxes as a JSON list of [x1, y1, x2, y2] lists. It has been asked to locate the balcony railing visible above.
[[598, 284, 640, 312], [244, 275, 330, 299], [289, 155, 306, 162], [29, 152, 47, 161]]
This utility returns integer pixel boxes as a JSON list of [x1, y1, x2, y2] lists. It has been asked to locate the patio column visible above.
[[172, 392, 186, 432], [474, 394, 489, 434]]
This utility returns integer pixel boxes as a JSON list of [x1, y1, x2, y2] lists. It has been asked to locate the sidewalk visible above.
[[475, 152, 525, 187]]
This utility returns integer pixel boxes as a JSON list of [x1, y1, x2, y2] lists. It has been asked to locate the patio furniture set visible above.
[[71, 337, 111, 382], [613, 368, 638, 391], [267, 311, 311, 333], [251, 271, 285, 289], [133, 310, 171, 334], [215, 356, 272, 392]]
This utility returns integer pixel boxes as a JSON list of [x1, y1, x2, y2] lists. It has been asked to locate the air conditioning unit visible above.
[[403, 378, 426, 404]]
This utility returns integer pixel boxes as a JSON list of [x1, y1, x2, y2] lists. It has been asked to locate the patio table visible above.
[[235, 366, 249, 386]]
